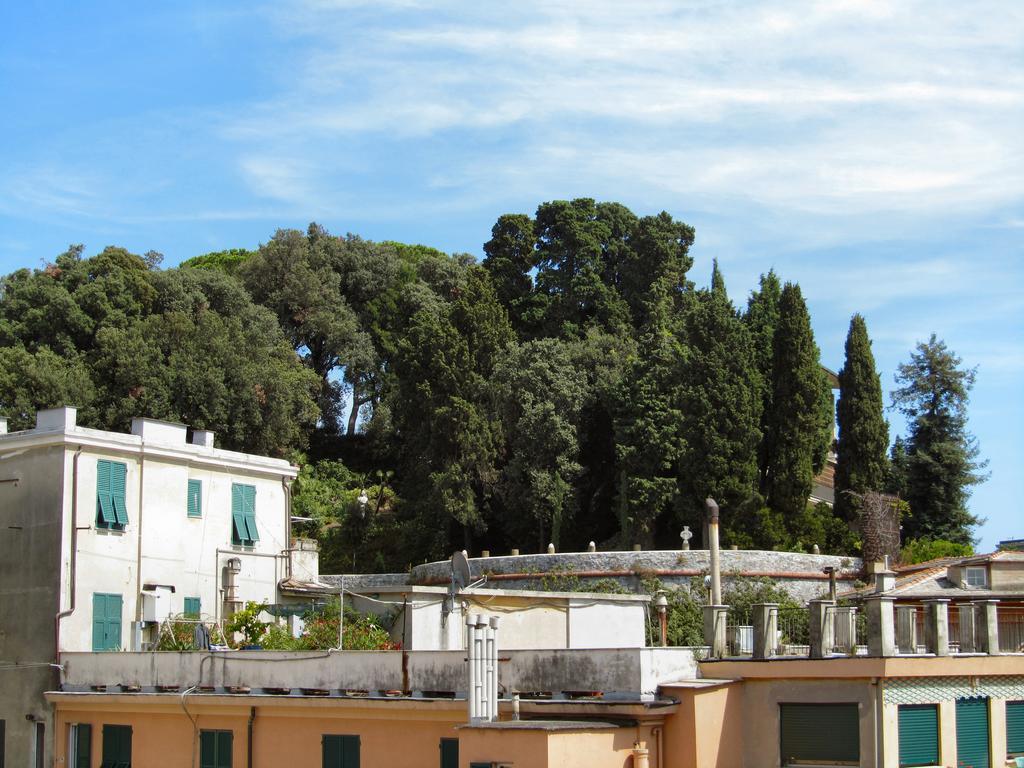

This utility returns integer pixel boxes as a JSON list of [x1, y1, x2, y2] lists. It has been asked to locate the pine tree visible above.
[[763, 283, 832, 518], [834, 314, 889, 522], [891, 335, 987, 545]]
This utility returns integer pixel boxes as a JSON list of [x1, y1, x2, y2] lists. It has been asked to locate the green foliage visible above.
[[891, 335, 987, 544], [155, 616, 227, 651], [763, 283, 833, 520], [899, 538, 973, 565], [226, 601, 270, 646], [180, 248, 253, 275], [295, 598, 400, 651], [835, 314, 888, 522]]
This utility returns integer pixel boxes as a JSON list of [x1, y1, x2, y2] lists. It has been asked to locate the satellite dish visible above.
[[451, 551, 472, 591]]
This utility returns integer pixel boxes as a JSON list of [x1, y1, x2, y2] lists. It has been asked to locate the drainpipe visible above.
[[282, 478, 293, 579], [135, 449, 146, 628], [247, 706, 256, 768], [54, 447, 84, 670], [651, 725, 663, 768]]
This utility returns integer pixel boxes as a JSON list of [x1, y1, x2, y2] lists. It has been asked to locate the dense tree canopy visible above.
[[0, 201, 985, 568]]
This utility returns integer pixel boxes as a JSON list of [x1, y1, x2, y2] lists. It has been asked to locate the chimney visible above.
[[191, 430, 215, 448], [875, 569, 896, 593], [130, 418, 187, 445], [35, 407, 77, 431]]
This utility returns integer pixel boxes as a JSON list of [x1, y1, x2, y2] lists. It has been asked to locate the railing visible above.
[[999, 607, 1024, 653], [777, 607, 810, 655], [726, 607, 752, 656]]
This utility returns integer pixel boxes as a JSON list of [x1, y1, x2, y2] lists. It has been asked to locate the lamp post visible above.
[[655, 591, 669, 647]]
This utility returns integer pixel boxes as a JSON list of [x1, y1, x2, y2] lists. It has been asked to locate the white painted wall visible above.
[[568, 600, 647, 649]]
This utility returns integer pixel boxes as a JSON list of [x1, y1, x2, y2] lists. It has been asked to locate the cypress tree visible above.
[[744, 270, 782, 494], [834, 314, 888, 521], [764, 282, 832, 518]]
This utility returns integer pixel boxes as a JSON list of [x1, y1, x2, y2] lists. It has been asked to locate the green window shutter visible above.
[[322, 735, 341, 768], [110, 462, 128, 526], [243, 486, 259, 542], [342, 735, 359, 768], [779, 703, 859, 765], [75, 724, 92, 768], [187, 479, 202, 518], [101, 725, 131, 768], [440, 738, 458, 768], [231, 484, 246, 545], [92, 594, 122, 651], [1008, 700, 1024, 754], [184, 597, 201, 618], [898, 704, 939, 767], [96, 461, 116, 526], [955, 697, 990, 768], [200, 731, 232, 768], [322, 735, 358, 768]]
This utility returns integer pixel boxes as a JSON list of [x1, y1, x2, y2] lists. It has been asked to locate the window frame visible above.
[[100, 723, 132, 768], [230, 483, 258, 547], [70, 723, 92, 768], [199, 729, 232, 768], [964, 566, 987, 587], [322, 734, 360, 768]]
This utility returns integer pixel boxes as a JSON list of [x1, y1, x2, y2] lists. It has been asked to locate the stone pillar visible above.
[[974, 600, 1000, 655], [896, 606, 918, 654], [752, 603, 779, 660], [958, 603, 977, 653], [809, 600, 835, 659], [865, 596, 896, 657], [703, 605, 728, 658], [923, 599, 950, 656], [834, 606, 858, 655]]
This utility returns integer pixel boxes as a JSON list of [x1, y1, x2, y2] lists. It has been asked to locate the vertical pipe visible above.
[[483, 622, 494, 720], [466, 613, 479, 720], [474, 616, 485, 719], [706, 498, 722, 606], [488, 616, 500, 721]]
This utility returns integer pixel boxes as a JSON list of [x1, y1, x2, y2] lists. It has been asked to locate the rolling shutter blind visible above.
[[187, 479, 202, 518], [440, 738, 458, 768], [322, 735, 359, 768], [898, 704, 938, 767], [74, 724, 92, 768], [955, 697, 990, 768], [779, 703, 859, 765], [1008, 700, 1024, 754]]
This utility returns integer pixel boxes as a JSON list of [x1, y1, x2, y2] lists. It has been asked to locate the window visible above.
[[322, 735, 359, 768], [96, 460, 128, 530], [200, 730, 232, 768], [184, 597, 201, 618], [898, 704, 938, 767], [230, 484, 258, 547], [70, 724, 92, 768], [92, 594, 123, 651], [34, 723, 44, 768], [1007, 700, 1024, 756], [955, 697, 989, 768], [779, 703, 859, 766], [964, 566, 987, 587], [101, 724, 131, 768], [187, 479, 202, 518], [440, 738, 458, 768]]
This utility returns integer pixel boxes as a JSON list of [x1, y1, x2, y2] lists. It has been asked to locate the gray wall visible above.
[[0, 445, 65, 768]]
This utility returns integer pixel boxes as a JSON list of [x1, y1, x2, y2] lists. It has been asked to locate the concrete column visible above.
[[958, 603, 977, 652], [865, 596, 896, 657], [896, 606, 917, 654], [834, 606, 858, 655], [922, 599, 950, 656], [703, 605, 728, 658], [974, 599, 1000, 655], [752, 603, 779, 660], [809, 600, 835, 659]]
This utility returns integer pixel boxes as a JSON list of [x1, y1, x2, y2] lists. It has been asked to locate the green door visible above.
[[780, 703, 860, 766], [439, 738, 458, 768], [899, 704, 939, 767], [92, 594, 123, 651], [956, 697, 990, 768]]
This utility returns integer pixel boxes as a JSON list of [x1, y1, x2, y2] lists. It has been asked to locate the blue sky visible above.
[[1, 1, 1021, 551]]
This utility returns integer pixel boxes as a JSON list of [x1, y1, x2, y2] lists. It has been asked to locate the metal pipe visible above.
[[135, 449, 146, 630], [706, 498, 722, 605], [282, 478, 293, 579], [483, 622, 494, 720], [54, 447, 83, 670], [247, 706, 256, 768], [488, 615, 500, 721], [474, 616, 485, 720]]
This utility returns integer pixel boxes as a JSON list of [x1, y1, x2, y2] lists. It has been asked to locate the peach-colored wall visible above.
[[661, 684, 743, 768], [547, 730, 636, 768], [53, 697, 466, 768], [459, 728, 550, 768]]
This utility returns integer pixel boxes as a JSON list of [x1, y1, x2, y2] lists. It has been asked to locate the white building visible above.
[[0, 406, 297, 768]]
